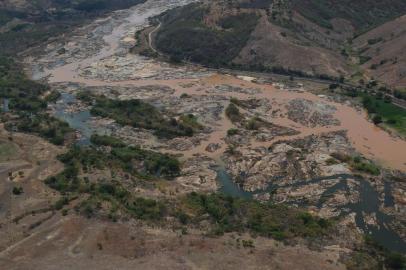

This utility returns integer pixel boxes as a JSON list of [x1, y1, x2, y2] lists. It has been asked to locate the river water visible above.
[[214, 164, 406, 253], [30, 0, 406, 254], [2, 99, 9, 113], [52, 93, 94, 145]]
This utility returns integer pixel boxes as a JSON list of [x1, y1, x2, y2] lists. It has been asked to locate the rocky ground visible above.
[[32, 0, 405, 247]]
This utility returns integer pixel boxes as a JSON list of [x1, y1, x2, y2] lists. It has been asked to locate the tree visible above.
[[372, 115, 382, 125], [384, 95, 392, 103], [329, 83, 339, 90], [376, 92, 383, 99], [12, 186, 23, 195], [385, 252, 406, 269]]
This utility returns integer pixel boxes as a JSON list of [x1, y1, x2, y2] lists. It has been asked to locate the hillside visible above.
[[353, 15, 406, 88], [155, 0, 406, 80], [0, 0, 146, 55]]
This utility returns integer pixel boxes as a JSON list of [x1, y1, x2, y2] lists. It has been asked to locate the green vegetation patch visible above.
[[331, 153, 380, 176], [76, 185, 166, 221], [362, 94, 406, 135], [245, 116, 269, 130], [78, 92, 202, 139], [179, 192, 332, 239], [345, 236, 406, 270], [225, 103, 243, 123], [291, 0, 406, 32], [156, 5, 259, 67], [45, 136, 179, 221], [0, 57, 72, 145], [46, 136, 181, 192], [46, 135, 335, 239], [227, 128, 239, 136], [5, 114, 72, 145], [0, 57, 46, 110]]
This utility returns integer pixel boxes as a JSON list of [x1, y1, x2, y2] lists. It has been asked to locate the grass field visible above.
[[361, 94, 406, 135], [0, 141, 18, 162]]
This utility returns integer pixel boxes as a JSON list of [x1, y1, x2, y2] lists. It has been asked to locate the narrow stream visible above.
[[213, 161, 251, 199], [215, 164, 406, 253], [52, 92, 101, 145], [2, 98, 9, 113], [384, 181, 395, 207], [53, 91, 406, 253]]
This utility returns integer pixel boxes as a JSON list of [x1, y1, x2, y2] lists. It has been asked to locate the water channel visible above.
[[38, 0, 406, 255], [214, 163, 406, 253]]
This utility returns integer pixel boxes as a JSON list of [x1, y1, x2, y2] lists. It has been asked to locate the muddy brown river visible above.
[[25, 0, 406, 253], [29, 0, 406, 173]]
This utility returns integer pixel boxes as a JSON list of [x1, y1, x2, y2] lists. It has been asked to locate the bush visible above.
[[385, 252, 406, 269], [372, 115, 382, 125], [54, 196, 69, 210], [128, 197, 166, 220], [352, 160, 380, 175], [329, 83, 339, 90], [111, 146, 181, 177], [384, 95, 392, 103], [245, 117, 263, 130], [90, 134, 126, 147], [227, 128, 239, 136], [12, 186, 23, 195], [386, 118, 397, 125], [225, 103, 243, 123]]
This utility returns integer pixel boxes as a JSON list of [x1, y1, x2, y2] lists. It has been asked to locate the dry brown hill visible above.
[[353, 15, 406, 88], [155, 0, 406, 82]]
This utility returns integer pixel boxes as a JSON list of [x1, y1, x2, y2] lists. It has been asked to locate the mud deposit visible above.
[[18, 0, 406, 256]]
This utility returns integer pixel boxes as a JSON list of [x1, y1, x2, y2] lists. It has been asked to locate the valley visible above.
[[0, 0, 406, 269]]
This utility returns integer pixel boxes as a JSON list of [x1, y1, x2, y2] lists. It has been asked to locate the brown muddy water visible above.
[[30, 0, 406, 253], [32, 0, 406, 170]]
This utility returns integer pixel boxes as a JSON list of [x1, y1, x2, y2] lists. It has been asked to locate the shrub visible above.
[[372, 115, 382, 125], [227, 128, 239, 136], [245, 117, 262, 130], [384, 95, 392, 103], [12, 186, 23, 195], [90, 134, 126, 147], [225, 103, 243, 123], [54, 196, 69, 210], [385, 252, 406, 269]]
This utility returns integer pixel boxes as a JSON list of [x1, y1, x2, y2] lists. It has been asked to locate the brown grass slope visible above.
[[156, 0, 406, 79], [353, 15, 406, 88]]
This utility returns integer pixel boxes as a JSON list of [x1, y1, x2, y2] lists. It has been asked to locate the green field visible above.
[[362, 94, 406, 135]]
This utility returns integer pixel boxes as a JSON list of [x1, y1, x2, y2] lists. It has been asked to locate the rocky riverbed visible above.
[[22, 0, 406, 253]]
